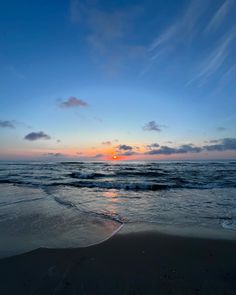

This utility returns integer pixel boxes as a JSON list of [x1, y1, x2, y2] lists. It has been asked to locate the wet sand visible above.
[[0, 231, 236, 294]]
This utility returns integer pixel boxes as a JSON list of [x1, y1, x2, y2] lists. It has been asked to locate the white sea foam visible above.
[[222, 220, 236, 230]]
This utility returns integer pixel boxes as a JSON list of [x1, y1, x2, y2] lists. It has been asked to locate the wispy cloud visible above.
[[188, 27, 236, 85], [147, 143, 160, 150], [209, 64, 236, 96], [59, 97, 88, 108], [76, 152, 83, 155], [149, 0, 209, 60], [44, 153, 65, 157], [0, 120, 15, 128], [143, 121, 162, 132], [147, 0, 236, 87], [217, 127, 226, 131], [86, 10, 130, 55], [94, 153, 104, 158], [94, 117, 103, 123], [70, 1, 140, 53], [24, 131, 51, 141], [69, 0, 145, 74], [6, 65, 26, 80], [101, 141, 112, 146], [204, 0, 234, 34], [0, 120, 32, 130], [119, 151, 137, 156]]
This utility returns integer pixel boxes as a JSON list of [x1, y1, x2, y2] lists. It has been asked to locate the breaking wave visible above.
[[222, 220, 236, 230]]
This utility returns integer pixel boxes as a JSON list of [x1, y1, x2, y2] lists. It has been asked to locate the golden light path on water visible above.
[[103, 190, 119, 219]]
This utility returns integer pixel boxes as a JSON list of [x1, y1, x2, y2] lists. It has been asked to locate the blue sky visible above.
[[0, 0, 236, 160]]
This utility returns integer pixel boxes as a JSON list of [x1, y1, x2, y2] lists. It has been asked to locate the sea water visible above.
[[0, 161, 236, 257]]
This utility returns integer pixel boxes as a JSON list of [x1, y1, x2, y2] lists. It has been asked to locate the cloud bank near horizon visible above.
[[111, 138, 236, 157], [145, 138, 236, 155]]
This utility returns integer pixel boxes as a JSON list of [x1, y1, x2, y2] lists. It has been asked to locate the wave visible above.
[[51, 180, 235, 190], [0, 179, 30, 185], [53, 195, 124, 224], [0, 197, 44, 207], [69, 170, 168, 179], [222, 220, 236, 230], [64, 181, 170, 191], [60, 161, 85, 165], [0, 179, 13, 184], [203, 216, 232, 220], [2, 177, 236, 191], [53, 196, 77, 208], [70, 172, 111, 179], [115, 171, 167, 177], [1, 160, 236, 192]]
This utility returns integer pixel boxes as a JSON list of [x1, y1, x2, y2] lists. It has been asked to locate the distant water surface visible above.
[[0, 161, 236, 257]]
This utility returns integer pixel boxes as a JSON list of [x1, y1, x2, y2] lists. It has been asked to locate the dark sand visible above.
[[0, 231, 236, 295]]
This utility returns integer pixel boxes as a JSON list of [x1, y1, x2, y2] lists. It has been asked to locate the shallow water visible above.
[[0, 161, 236, 257]]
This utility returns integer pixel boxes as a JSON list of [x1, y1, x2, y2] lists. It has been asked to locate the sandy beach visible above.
[[0, 230, 236, 295]]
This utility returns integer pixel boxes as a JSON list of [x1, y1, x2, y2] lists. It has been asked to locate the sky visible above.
[[0, 0, 236, 161]]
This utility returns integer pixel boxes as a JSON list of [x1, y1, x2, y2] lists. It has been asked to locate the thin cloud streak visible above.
[[0, 120, 15, 128], [209, 64, 236, 96], [217, 127, 226, 131], [118, 151, 137, 156], [44, 153, 65, 157], [149, 0, 209, 58], [204, 0, 234, 34], [94, 153, 104, 158], [70, 0, 142, 54], [69, 0, 145, 75], [188, 27, 236, 86], [147, 143, 160, 150], [101, 141, 112, 146], [147, 0, 236, 88], [6, 65, 26, 80]]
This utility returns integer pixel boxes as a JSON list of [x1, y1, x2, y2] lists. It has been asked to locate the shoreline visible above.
[[0, 229, 236, 294], [120, 222, 236, 241]]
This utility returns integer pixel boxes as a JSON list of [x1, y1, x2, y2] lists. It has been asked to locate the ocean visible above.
[[0, 160, 236, 257]]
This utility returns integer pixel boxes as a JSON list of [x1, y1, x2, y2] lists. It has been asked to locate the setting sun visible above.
[[112, 155, 118, 160]]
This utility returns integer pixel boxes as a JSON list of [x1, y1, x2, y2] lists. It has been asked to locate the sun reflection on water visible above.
[[103, 190, 118, 201]]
